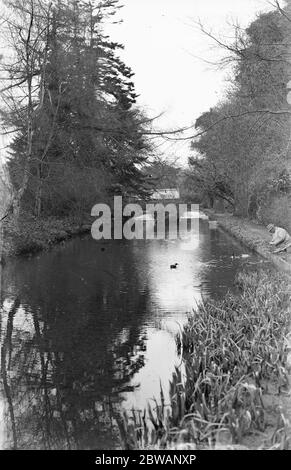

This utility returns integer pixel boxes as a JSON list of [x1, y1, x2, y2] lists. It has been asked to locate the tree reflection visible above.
[[0, 298, 148, 449], [1, 299, 20, 449], [0, 240, 149, 449]]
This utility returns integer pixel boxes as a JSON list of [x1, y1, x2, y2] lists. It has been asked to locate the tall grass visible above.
[[117, 269, 291, 450]]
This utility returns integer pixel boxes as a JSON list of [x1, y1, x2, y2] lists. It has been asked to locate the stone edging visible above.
[[204, 210, 291, 275]]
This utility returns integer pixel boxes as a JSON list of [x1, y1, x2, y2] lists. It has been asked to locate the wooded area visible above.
[[0, 0, 291, 253], [187, 3, 291, 230], [0, 0, 155, 222], [0, 0, 291, 453]]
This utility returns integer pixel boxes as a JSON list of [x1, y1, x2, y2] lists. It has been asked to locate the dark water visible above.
[[0, 218, 266, 449]]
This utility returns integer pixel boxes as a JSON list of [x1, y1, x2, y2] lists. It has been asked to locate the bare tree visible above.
[[0, 0, 53, 219]]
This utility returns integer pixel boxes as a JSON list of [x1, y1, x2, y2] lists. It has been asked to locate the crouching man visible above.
[[267, 224, 291, 253]]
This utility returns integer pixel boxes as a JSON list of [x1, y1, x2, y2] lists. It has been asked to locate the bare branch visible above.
[[161, 109, 291, 142], [271, 0, 291, 23]]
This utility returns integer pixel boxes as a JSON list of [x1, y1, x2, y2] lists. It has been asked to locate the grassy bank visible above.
[[1, 213, 92, 259], [118, 269, 291, 450]]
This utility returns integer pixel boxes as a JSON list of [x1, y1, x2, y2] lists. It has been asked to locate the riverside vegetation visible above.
[[183, 5, 291, 229], [0, 0, 156, 259], [1, 1, 291, 256], [1, 213, 92, 257], [117, 269, 291, 450], [0, 0, 290, 452]]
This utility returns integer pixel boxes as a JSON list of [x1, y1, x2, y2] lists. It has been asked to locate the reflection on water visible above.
[[0, 220, 265, 449]]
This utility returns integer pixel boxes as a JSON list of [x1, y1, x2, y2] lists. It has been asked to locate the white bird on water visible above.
[[231, 253, 250, 260]]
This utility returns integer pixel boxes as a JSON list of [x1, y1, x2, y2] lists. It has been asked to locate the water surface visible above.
[[0, 219, 266, 449]]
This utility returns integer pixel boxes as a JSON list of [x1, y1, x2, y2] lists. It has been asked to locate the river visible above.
[[0, 217, 267, 449]]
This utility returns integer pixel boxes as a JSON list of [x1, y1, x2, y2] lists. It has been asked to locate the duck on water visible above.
[[170, 263, 179, 269]]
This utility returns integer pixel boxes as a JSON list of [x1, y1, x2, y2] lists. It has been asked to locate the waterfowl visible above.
[[170, 263, 179, 269], [231, 252, 250, 260]]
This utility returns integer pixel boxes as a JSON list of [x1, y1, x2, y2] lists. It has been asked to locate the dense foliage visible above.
[[189, 7, 291, 227], [1, 0, 153, 219]]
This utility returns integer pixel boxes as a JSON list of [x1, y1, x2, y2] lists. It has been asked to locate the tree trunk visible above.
[[34, 165, 43, 217], [13, 114, 33, 221]]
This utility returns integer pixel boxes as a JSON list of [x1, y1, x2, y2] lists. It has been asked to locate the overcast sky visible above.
[[105, 0, 274, 165], [0, 0, 277, 166]]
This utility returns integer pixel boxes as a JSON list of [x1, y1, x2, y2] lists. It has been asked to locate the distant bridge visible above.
[[150, 188, 180, 200]]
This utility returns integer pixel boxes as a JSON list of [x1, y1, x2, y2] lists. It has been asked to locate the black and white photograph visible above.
[[0, 0, 291, 462]]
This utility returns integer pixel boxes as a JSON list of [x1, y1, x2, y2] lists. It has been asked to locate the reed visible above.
[[117, 269, 291, 450]]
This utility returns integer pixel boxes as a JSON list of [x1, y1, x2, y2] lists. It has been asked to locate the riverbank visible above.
[[1, 213, 92, 260], [204, 210, 291, 275], [203, 210, 291, 444], [119, 269, 291, 450]]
